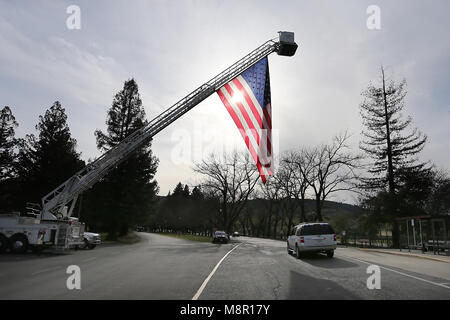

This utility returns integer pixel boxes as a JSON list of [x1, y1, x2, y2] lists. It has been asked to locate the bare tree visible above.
[[273, 159, 305, 237], [259, 172, 283, 238], [303, 132, 361, 221], [193, 152, 260, 233], [282, 150, 314, 222]]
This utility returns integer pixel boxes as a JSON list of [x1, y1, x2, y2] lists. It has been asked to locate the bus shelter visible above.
[[397, 214, 450, 255]]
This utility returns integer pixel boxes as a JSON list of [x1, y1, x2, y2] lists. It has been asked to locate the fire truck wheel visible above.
[[0, 235, 8, 253], [10, 234, 29, 254]]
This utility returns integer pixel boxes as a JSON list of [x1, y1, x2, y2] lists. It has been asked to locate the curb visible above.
[[357, 248, 450, 263]]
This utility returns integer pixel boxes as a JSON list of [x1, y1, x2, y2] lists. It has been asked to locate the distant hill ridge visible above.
[[156, 195, 365, 219]]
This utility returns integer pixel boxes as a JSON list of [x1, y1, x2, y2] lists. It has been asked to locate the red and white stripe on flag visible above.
[[217, 74, 273, 183]]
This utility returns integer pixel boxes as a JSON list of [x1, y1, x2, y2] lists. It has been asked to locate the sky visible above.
[[1, 0, 449, 204]]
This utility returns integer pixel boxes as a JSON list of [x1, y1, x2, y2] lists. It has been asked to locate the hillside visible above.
[[155, 195, 365, 221]]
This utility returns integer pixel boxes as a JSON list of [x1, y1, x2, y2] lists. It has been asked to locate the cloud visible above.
[[0, 17, 126, 108]]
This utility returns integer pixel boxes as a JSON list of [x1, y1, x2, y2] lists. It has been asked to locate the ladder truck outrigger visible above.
[[0, 32, 298, 253]]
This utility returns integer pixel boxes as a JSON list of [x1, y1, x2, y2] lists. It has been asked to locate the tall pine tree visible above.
[[0, 106, 19, 212], [87, 79, 159, 239], [0, 106, 18, 181], [15, 102, 84, 210], [359, 67, 428, 247]]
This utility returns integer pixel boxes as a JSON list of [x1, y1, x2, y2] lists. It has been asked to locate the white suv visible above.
[[287, 223, 337, 258]]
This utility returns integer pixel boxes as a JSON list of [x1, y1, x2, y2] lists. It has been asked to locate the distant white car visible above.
[[287, 223, 337, 258], [81, 232, 101, 250]]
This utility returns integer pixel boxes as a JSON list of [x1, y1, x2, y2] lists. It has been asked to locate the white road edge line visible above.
[[192, 243, 242, 300], [339, 254, 450, 290], [82, 257, 97, 262], [31, 266, 61, 276]]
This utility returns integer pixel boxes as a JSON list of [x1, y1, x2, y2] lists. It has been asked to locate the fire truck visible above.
[[0, 32, 298, 253], [0, 204, 84, 253]]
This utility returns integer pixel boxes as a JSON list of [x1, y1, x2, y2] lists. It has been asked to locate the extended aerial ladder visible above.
[[40, 31, 298, 221]]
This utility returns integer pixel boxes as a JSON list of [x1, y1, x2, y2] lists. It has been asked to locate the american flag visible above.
[[217, 57, 273, 183]]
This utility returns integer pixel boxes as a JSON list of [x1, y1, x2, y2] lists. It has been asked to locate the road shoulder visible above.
[[356, 248, 450, 263]]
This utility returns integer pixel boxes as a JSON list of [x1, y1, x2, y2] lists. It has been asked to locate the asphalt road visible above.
[[0, 232, 449, 299]]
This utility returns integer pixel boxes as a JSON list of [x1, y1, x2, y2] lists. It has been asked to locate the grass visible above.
[[100, 231, 142, 244], [156, 233, 212, 243]]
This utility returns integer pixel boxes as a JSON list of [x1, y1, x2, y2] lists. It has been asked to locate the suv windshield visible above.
[[300, 224, 335, 235], [215, 232, 226, 236]]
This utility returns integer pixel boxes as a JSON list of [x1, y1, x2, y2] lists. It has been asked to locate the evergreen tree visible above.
[[191, 186, 204, 201], [15, 102, 84, 210], [395, 166, 434, 217], [182, 184, 190, 198], [0, 106, 18, 181], [172, 182, 184, 197], [0, 106, 19, 212], [88, 79, 159, 239], [426, 169, 450, 215], [359, 67, 428, 247], [360, 68, 427, 192]]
